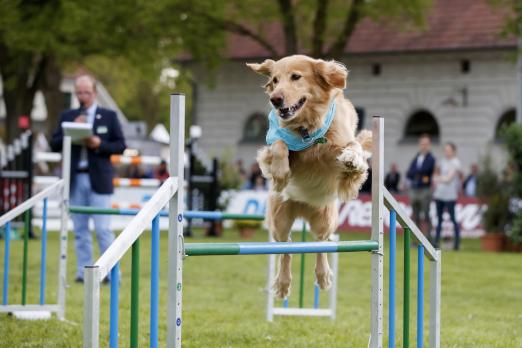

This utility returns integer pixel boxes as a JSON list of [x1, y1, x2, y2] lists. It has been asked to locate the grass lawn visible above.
[[0, 227, 521, 347]]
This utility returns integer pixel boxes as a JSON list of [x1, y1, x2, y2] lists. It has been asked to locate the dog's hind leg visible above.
[[307, 202, 338, 290], [267, 194, 296, 299]]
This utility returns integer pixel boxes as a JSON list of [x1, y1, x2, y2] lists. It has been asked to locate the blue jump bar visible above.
[[417, 245, 424, 348], [109, 262, 120, 348], [2, 221, 10, 305], [313, 284, 320, 309], [389, 210, 396, 348], [150, 215, 160, 348], [239, 241, 361, 254], [40, 198, 48, 305]]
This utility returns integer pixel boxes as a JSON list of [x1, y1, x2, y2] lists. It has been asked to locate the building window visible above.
[[461, 60, 471, 74], [403, 110, 439, 143], [241, 112, 268, 143], [372, 63, 381, 76], [495, 108, 516, 142]]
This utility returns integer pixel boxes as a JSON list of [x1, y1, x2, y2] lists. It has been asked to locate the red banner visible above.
[[338, 194, 484, 237]]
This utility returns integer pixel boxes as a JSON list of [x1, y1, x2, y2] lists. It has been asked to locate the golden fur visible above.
[[247, 55, 372, 298]]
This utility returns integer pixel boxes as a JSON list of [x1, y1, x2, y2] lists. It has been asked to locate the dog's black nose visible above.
[[270, 94, 284, 108]]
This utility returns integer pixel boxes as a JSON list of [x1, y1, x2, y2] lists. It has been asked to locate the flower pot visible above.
[[238, 226, 256, 239], [504, 239, 522, 252], [480, 233, 505, 252]]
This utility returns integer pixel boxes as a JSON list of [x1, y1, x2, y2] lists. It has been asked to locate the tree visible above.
[[172, 0, 431, 61], [0, 0, 200, 142]]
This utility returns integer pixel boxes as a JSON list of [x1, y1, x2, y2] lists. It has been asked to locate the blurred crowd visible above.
[[233, 134, 477, 250]]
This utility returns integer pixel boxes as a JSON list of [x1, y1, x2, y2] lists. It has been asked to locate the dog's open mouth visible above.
[[278, 97, 306, 119]]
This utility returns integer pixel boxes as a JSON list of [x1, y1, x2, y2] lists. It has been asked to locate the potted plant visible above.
[[476, 154, 511, 251], [501, 123, 522, 252], [233, 219, 261, 239]]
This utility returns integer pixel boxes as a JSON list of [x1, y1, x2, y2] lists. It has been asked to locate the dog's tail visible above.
[[356, 129, 372, 159]]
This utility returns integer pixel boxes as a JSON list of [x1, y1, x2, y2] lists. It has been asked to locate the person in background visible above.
[[385, 162, 401, 194], [433, 142, 462, 250], [462, 163, 478, 197], [50, 74, 126, 283], [406, 134, 436, 238], [235, 159, 249, 190], [247, 162, 266, 190], [154, 160, 170, 183]]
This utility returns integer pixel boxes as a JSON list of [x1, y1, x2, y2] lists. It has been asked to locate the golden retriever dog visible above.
[[247, 55, 372, 299]]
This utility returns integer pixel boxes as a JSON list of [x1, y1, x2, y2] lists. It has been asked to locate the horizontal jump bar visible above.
[[185, 240, 379, 256], [69, 205, 265, 221]]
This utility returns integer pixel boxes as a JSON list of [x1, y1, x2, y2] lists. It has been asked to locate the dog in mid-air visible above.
[[247, 55, 372, 298]]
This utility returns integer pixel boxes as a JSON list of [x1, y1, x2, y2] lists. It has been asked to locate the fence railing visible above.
[[383, 188, 441, 348], [0, 136, 71, 320]]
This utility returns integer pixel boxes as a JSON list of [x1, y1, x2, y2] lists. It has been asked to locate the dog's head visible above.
[[247, 55, 348, 122]]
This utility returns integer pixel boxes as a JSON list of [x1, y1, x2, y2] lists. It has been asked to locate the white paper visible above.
[[62, 122, 93, 143]]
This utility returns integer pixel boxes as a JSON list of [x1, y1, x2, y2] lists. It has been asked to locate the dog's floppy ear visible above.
[[313, 59, 348, 90], [246, 59, 275, 76]]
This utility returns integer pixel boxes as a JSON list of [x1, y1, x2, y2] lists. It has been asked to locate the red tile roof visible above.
[[225, 0, 516, 59]]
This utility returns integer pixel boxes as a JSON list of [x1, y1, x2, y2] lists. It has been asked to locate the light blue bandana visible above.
[[266, 101, 336, 151]]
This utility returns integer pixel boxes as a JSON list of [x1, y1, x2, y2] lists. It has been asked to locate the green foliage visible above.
[[501, 122, 522, 244], [476, 153, 512, 234], [218, 147, 242, 191]]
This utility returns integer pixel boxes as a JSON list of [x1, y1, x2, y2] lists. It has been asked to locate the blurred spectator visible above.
[[154, 160, 169, 183], [462, 163, 478, 197], [126, 163, 148, 179], [433, 142, 461, 250], [406, 134, 436, 238], [253, 175, 267, 191], [385, 162, 401, 193], [247, 162, 267, 190], [235, 159, 248, 189]]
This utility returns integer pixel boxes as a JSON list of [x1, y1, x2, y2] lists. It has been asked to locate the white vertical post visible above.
[[167, 94, 186, 348], [370, 116, 384, 348], [84, 266, 100, 348], [58, 135, 71, 320], [429, 250, 441, 348], [266, 234, 275, 321], [329, 234, 339, 320]]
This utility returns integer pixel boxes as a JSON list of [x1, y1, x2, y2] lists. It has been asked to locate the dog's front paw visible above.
[[271, 171, 290, 192], [270, 160, 290, 192], [337, 147, 367, 174], [315, 267, 333, 290], [273, 275, 292, 299]]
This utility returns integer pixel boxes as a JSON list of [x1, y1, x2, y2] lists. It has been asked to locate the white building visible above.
[[186, 0, 517, 175]]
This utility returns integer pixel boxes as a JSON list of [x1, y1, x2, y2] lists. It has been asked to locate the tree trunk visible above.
[[0, 44, 47, 143], [41, 56, 64, 138]]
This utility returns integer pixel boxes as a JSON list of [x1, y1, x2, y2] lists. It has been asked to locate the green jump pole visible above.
[[299, 222, 306, 308], [403, 228, 411, 348], [130, 238, 140, 348], [21, 210, 30, 305]]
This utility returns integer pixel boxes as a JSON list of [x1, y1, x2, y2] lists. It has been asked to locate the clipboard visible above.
[[62, 122, 93, 143]]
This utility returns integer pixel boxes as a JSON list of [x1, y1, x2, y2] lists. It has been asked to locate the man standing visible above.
[[51, 75, 126, 283], [406, 134, 436, 238]]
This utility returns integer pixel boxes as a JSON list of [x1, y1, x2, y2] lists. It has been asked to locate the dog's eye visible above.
[[272, 77, 278, 84], [291, 73, 301, 81]]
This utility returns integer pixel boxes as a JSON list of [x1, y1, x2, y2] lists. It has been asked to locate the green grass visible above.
[[0, 228, 521, 347]]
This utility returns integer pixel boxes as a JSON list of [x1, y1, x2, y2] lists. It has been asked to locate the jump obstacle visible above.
[[0, 94, 441, 348], [68, 203, 341, 321], [81, 94, 441, 348]]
